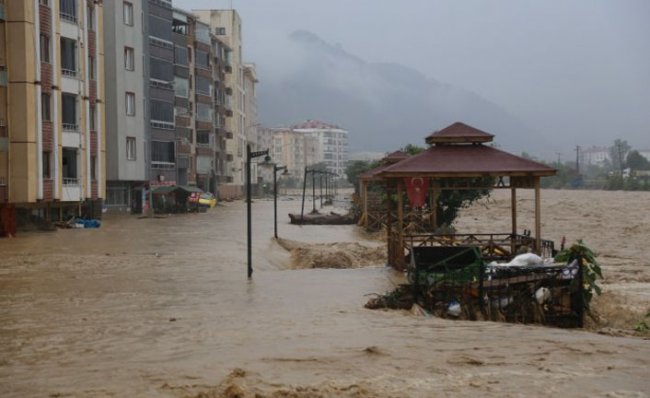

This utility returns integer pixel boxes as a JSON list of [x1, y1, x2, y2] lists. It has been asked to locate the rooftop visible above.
[[425, 122, 494, 145]]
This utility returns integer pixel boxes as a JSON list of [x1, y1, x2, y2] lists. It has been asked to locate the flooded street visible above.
[[1, 192, 650, 397]]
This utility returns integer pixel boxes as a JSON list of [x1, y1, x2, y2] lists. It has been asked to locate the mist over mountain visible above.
[[257, 30, 553, 156]]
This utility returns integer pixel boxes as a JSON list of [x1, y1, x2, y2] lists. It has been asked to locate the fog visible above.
[[176, 0, 650, 159]]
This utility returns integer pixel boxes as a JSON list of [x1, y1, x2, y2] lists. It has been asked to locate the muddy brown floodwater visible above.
[[1, 190, 649, 397]]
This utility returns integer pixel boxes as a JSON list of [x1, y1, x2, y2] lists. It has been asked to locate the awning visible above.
[[176, 185, 203, 193], [152, 186, 177, 194]]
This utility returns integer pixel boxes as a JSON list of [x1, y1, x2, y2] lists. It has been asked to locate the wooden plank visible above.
[[397, 180, 404, 269], [511, 187, 517, 254]]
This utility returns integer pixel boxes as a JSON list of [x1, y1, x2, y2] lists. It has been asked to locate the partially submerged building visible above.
[[1, 0, 105, 235]]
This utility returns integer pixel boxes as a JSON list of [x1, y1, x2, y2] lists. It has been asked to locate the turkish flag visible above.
[[405, 177, 429, 208]]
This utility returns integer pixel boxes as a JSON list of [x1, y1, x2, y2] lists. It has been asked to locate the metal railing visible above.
[[61, 68, 77, 78], [59, 11, 77, 24], [62, 123, 78, 131], [63, 177, 79, 185]]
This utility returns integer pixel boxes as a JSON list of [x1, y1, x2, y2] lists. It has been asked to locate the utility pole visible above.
[[556, 152, 562, 166], [575, 145, 581, 174], [617, 141, 624, 174]]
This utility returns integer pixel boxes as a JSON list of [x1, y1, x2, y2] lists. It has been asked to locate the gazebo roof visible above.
[[358, 150, 411, 182], [425, 122, 494, 145], [380, 144, 556, 178], [383, 150, 410, 163]]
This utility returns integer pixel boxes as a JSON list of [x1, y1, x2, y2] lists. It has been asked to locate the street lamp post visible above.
[[246, 144, 269, 279], [273, 164, 288, 239]]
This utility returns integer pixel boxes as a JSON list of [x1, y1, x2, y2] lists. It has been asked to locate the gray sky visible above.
[[176, 0, 650, 155]]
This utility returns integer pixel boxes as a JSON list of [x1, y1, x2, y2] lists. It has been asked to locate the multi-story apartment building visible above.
[[268, 127, 320, 179], [171, 9, 231, 195], [144, 0, 175, 194], [102, 3, 236, 211], [0, 0, 105, 235], [104, 0, 146, 212], [193, 9, 246, 199], [292, 120, 349, 177]]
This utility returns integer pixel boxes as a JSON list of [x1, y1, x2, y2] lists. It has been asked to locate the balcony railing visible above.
[[60, 11, 77, 24], [62, 123, 78, 131], [61, 68, 77, 78], [63, 177, 79, 185]]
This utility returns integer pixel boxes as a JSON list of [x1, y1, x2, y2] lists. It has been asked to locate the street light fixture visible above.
[[273, 164, 289, 239], [246, 144, 270, 279]]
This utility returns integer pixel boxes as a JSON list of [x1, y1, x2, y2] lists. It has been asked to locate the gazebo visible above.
[[377, 122, 557, 269], [357, 150, 410, 231]]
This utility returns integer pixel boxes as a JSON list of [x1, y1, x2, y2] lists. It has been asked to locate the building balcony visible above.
[[61, 68, 77, 78], [60, 11, 77, 24], [62, 178, 82, 202], [62, 123, 78, 132]]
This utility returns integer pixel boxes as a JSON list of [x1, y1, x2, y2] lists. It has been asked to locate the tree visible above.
[[345, 160, 379, 191], [626, 150, 650, 171], [401, 143, 426, 155], [609, 139, 631, 172]]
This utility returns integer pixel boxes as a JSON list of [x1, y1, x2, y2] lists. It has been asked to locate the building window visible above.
[[90, 156, 97, 180], [87, 5, 95, 30], [124, 47, 134, 70], [150, 57, 173, 81], [89, 105, 96, 130], [174, 46, 188, 66], [151, 141, 175, 164], [60, 0, 77, 23], [61, 93, 77, 130], [62, 148, 78, 183], [43, 152, 51, 179], [123, 1, 133, 26], [60, 37, 77, 77], [41, 93, 51, 121], [196, 131, 210, 145], [150, 100, 173, 123], [88, 56, 95, 80], [40, 0, 50, 6], [174, 77, 188, 98], [195, 50, 209, 69], [40, 34, 50, 63], [125, 92, 135, 116], [195, 76, 211, 96], [126, 137, 136, 160]]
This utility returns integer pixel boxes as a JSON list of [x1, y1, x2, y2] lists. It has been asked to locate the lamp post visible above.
[[273, 164, 288, 239], [246, 144, 270, 279]]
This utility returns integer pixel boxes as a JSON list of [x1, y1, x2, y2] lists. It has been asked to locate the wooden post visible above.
[[385, 183, 392, 265], [362, 180, 368, 230], [397, 180, 404, 269], [430, 180, 437, 231], [534, 177, 541, 253], [511, 187, 517, 255]]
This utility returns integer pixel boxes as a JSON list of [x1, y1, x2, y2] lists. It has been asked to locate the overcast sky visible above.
[[176, 0, 650, 155]]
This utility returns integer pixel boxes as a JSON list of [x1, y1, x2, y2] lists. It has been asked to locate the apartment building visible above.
[[193, 9, 247, 199], [268, 127, 320, 179], [0, 0, 105, 235], [292, 120, 349, 177], [104, 0, 146, 212], [171, 10, 231, 194]]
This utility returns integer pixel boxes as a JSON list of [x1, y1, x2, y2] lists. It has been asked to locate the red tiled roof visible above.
[[379, 144, 556, 177], [292, 119, 342, 130], [426, 122, 494, 145], [383, 150, 409, 162]]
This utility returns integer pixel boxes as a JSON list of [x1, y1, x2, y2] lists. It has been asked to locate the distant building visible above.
[[268, 128, 320, 179], [1, 0, 105, 234], [292, 120, 349, 177], [580, 146, 610, 166]]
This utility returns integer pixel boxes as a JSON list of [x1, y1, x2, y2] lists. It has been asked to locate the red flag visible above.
[[405, 177, 429, 208]]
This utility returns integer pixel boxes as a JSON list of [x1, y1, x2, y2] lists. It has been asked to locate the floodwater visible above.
[[1, 191, 649, 397]]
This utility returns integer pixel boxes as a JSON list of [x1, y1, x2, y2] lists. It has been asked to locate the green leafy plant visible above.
[[555, 240, 603, 311]]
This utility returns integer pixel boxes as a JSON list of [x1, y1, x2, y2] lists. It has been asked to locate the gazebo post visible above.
[[429, 179, 437, 231], [534, 176, 541, 253], [362, 180, 369, 230], [385, 182, 393, 265], [397, 179, 405, 269], [511, 185, 517, 254]]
